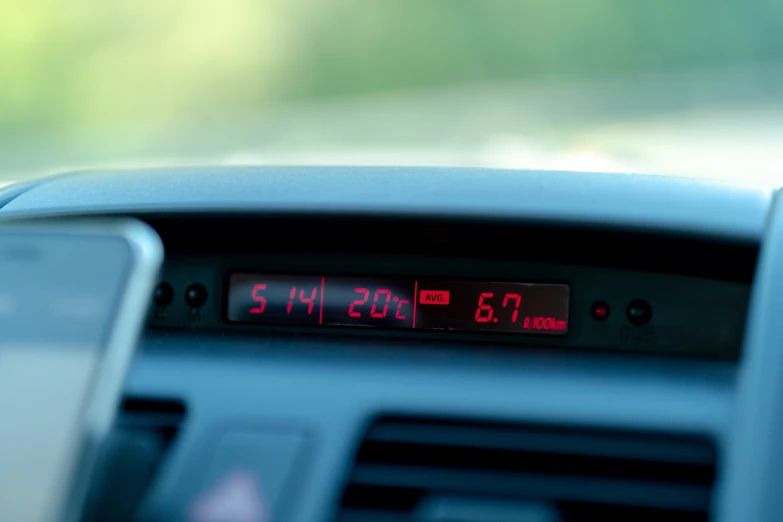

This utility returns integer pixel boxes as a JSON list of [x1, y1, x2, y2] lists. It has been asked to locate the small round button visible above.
[[185, 284, 208, 307], [626, 300, 652, 325], [591, 301, 610, 321], [153, 282, 174, 307]]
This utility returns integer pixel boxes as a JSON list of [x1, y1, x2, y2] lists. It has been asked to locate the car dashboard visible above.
[[0, 166, 776, 522]]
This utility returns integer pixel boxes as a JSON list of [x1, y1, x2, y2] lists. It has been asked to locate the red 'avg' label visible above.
[[419, 290, 450, 305]]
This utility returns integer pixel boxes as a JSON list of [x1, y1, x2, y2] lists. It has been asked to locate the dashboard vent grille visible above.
[[338, 417, 715, 522], [82, 397, 186, 522]]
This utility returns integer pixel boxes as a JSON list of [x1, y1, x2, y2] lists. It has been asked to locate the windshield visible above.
[[2, 0, 782, 184]]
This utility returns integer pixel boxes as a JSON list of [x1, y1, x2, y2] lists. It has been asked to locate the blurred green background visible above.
[[2, 0, 782, 182]]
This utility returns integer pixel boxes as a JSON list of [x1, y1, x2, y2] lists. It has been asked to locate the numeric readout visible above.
[[226, 273, 569, 336]]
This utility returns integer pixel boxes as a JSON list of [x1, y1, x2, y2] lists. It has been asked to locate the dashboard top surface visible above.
[[0, 167, 773, 242]]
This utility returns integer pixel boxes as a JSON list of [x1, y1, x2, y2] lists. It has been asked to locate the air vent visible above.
[[338, 417, 716, 522], [82, 397, 187, 522]]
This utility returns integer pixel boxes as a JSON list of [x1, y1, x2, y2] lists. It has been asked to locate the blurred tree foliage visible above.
[[1, 0, 782, 136]]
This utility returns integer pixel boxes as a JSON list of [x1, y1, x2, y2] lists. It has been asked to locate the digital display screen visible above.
[[226, 274, 569, 336]]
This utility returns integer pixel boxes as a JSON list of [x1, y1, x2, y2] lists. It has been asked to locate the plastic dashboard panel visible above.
[[718, 187, 783, 522], [0, 167, 772, 241], [151, 252, 749, 359], [0, 167, 773, 521], [127, 335, 734, 522]]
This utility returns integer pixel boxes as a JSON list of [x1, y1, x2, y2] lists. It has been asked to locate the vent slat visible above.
[[368, 421, 714, 465], [338, 417, 716, 522], [337, 509, 410, 522], [119, 397, 186, 430], [351, 464, 710, 511]]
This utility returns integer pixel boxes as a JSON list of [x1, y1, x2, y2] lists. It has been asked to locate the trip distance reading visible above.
[[226, 274, 569, 336]]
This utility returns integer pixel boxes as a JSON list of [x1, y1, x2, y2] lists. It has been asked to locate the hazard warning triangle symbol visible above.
[[189, 470, 269, 522]]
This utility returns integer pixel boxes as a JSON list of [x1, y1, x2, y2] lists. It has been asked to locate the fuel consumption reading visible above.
[[415, 280, 569, 334], [226, 273, 569, 336]]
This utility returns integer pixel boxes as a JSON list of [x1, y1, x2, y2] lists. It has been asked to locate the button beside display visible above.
[[185, 284, 208, 307], [626, 300, 652, 325]]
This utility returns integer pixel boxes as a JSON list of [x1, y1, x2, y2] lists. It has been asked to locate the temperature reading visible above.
[[395, 298, 410, 319], [346, 287, 410, 322], [370, 289, 392, 318], [348, 288, 370, 317]]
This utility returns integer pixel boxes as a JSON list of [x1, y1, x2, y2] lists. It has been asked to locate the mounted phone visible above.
[[0, 219, 163, 522]]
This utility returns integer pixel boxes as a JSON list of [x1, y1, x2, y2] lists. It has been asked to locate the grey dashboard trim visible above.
[[717, 188, 783, 522], [129, 332, 735, 522], [0, 167, 773, 242], [0, 178, 51, 209]]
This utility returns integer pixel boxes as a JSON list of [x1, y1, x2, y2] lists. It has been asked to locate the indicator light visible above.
[[419, 290, 450, 305], [591, 301, 610, 321]]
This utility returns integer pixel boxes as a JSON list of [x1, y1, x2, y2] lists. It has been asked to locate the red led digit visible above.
[[474, 292, 495, 323], [249, 284, 267, 314], [319, 277, 325, 325], [286, 286, 297, 314], [502, 293, 522, 323], [299, 287, 317, 315], [348, 288, 370, 317], [395, 299, 410, 320], [370, 289, 392, 318], [523, 316, 532, 329]]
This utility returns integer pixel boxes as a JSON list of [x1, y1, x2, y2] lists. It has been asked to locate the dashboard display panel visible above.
[[226, 273, 569, 336]]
